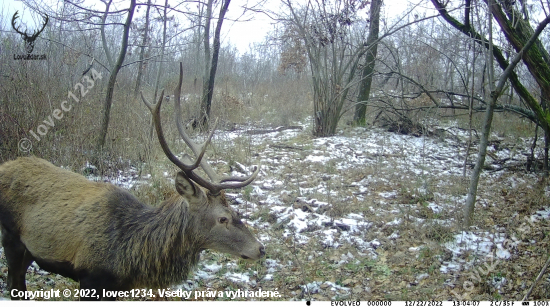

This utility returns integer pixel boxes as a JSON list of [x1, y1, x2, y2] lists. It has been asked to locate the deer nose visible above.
[[259, 245, 266, 257]]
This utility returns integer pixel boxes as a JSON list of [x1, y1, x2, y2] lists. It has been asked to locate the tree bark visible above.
[[198, 0, 213, 129], [353, 0, 382, 126], [198, 0, 231, 130], [488, 0, 550, 112], [430, 0, 550, 138]]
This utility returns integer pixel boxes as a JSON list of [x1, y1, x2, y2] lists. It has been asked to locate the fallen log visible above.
[[245, 126, 303, 135]]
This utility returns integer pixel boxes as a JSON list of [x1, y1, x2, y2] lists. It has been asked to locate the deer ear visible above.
[[175, 172, 204, 200]]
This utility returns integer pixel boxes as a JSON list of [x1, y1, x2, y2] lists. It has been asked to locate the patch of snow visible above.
[[225, 272, 250, 284], [193, 269, 213, 280], [416, 273, 429, 281], [428, 202, 443, 213], [203, 263, 222, 273], [305, 155, 330, 163], [532, 207, 550, 221], [379, 191, 397, 199], [441, 231, 511, 273]]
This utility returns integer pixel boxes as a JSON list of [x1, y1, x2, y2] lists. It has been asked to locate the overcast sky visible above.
[[3, 0, 424, 54], [224, 0, 422, 52]]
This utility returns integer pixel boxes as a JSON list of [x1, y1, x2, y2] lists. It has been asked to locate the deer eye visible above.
[[218, 217, 228, 224]]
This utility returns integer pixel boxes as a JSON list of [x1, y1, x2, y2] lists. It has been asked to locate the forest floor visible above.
[[1, 120, 549, 301]]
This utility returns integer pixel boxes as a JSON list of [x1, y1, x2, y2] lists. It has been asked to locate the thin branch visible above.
[[522, 254, 550, 301]]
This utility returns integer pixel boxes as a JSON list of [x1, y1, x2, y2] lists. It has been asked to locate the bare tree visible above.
[[353, 0, 383, 125], [434, 0, 550, 227], [141, 0, 171, 141], [431, 0, 550, 172], [100, 0, 114, 68], [281, 0, 435, 136], [464, 0, 498, 228], [152, 0, 170, 107], [133, 0, 152, 100], [197, 0, 231, 130], [282, 0, 370, 137], [96, 0, 137, 150]]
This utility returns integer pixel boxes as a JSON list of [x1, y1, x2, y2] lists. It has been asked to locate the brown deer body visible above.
[[0, 63, 263, 300]]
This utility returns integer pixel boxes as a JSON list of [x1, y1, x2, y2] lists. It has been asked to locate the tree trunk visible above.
[[153, 0, 169, 107], [431, 0, 550, 141], [463, 40, 477, 178], [133, 0, 152, 100], [148, 0, 169, 140], [353, 0, 382, 126], [198, 0, 231, 130], [542, 89, 550, 175], [313, 99, 339, 137], [462, 0, 550, 227], [488, 0, 550, 106], [96, 0, 136, 150], [198, 0, 213, 129], [100, 0, 114, 68]]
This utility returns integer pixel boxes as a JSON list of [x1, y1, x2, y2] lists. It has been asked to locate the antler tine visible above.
[[141, 89, 206, 172], [219, 166, 260, 183], [12, 11, 48, 39], [219, 166, 261, 187], [190, 165, 260, 195], [171, 62, 260, 195], [11, 11, 24, 35], [174, 111, 260, 194], [140, 90, 157, 112], [172, 63, 222, 184], [31, 15, 48, 39]]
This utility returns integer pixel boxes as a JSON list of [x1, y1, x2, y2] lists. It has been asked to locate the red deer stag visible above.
[[0, 63, 263, 300]]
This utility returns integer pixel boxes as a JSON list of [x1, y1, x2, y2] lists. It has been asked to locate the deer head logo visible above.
[[11, 11, 48, 54]]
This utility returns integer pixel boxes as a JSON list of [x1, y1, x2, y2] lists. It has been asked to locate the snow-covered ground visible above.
[[166, 123, 549, 299], [1, 122, 548, 300]]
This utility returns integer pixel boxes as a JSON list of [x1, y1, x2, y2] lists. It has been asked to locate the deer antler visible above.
[[11, 11, 48, 38], [11, 11, 25, 36], [31, 14, 48, 39], [141, 89, 211, 173], [142, 62, 259, 195]]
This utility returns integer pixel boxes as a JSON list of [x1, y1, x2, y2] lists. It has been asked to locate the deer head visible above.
[[11, 11, 48, 54], [140, 62, 262, 259]]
